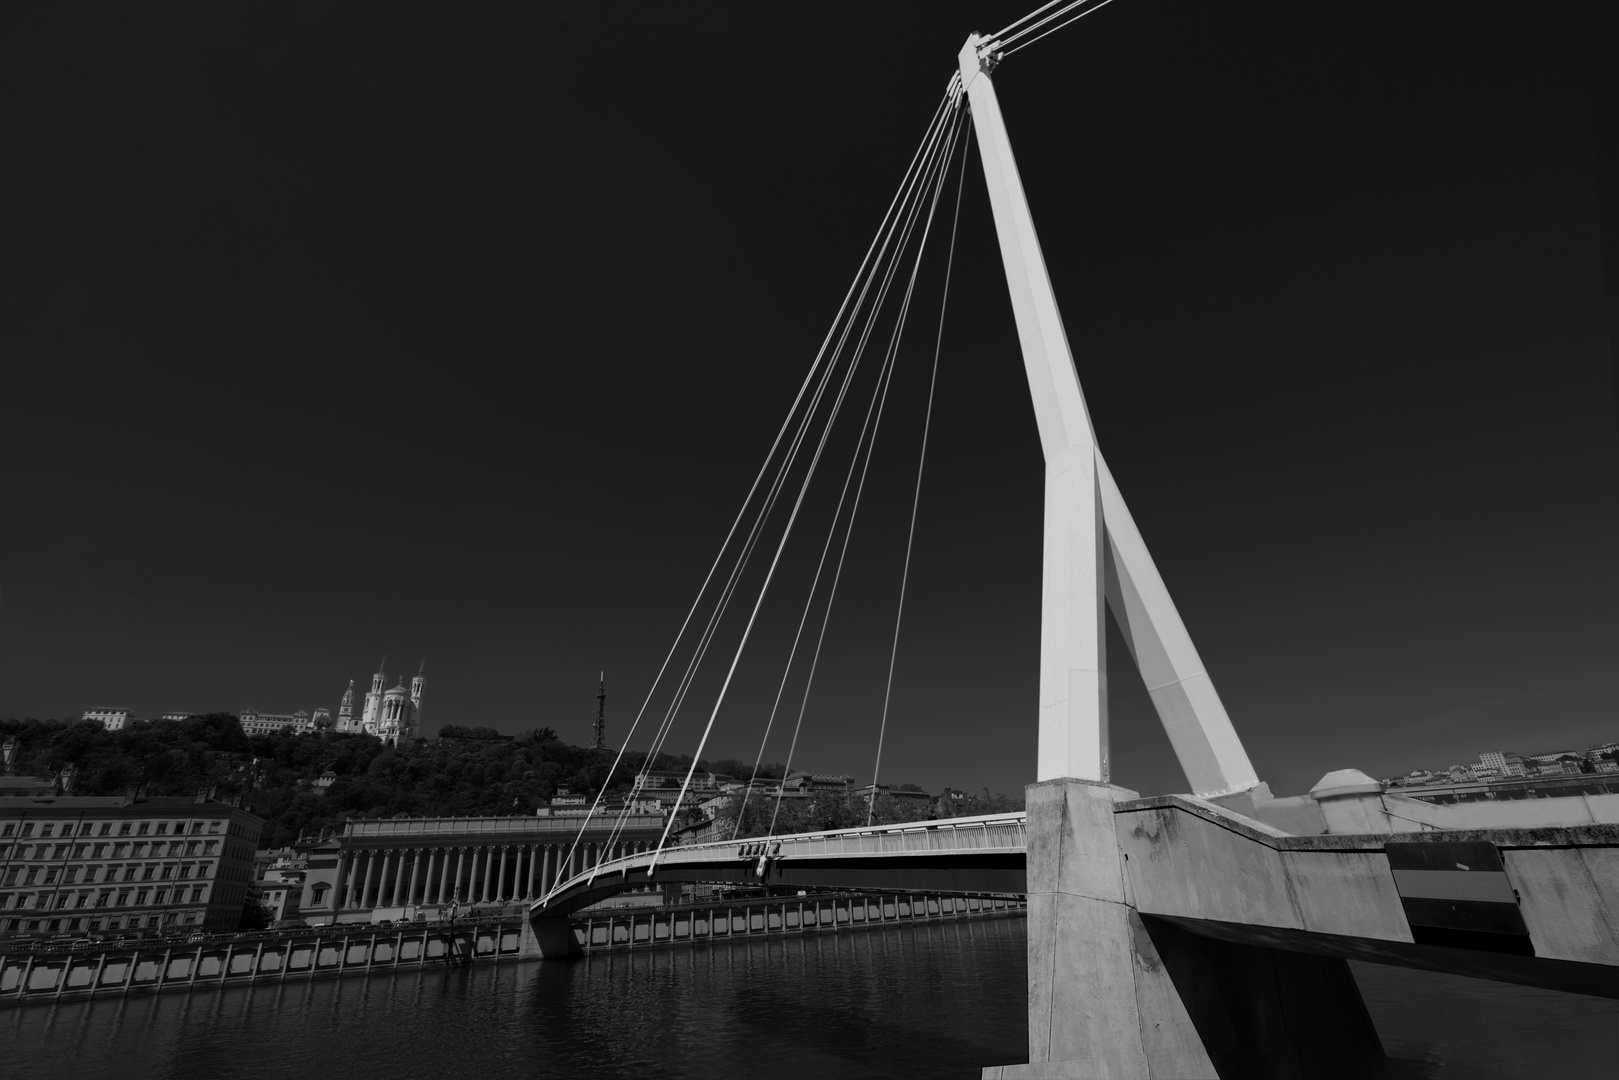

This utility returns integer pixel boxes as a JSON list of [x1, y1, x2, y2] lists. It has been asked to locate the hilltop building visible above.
[[336, 659, 426, 747], [82, 708, 136, 731]]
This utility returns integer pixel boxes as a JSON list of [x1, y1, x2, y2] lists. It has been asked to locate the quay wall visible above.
[[572, 891, 1026, 953], [0, 890, 1023, 1006], [0, 918, 525, 1008]]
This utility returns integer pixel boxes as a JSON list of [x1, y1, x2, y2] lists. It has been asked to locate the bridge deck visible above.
[[533, 812, 1027, 917]]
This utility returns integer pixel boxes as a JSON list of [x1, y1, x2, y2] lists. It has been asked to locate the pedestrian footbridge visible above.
[[531, 811, 1028, 923]]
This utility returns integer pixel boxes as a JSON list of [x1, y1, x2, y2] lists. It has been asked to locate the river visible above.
[[7, 917, 1615, 1078]]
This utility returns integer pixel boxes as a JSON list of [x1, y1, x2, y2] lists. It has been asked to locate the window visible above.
[[40, 824, 54, 838], [43, 868, 58, 884], [156, 823, 168, 835], [146, 915, 160, 927], [135, 890, 149, 905], [179, 865, 192, 879], [114, 843, 129, 857], [79, 823, 92, 835], [185, 841, 199, 856], [95, 893, 110, 907], [93, 844, 106, 857], [183, 912, 197, 924], [88, 918, 102, 930], [75, 894, 89, 908], [65, 868, 78, 884], [115, 892, 130, 906], [74, 844, 88, 858], [69, 918, 82, 930], [142, 867, 155, 881], [23, 868, 38, 885], [97, 823, 111, 836], [0, 845, 9, 860], [21, 823, 35, 837], [0, 894, 9, 909], [174, 823, 186, 835], [137, 823, 150, 836], [160, 866, 173, 880], [1, 824, 12, 837], [118, 823, 131, 836], [205, 841, 219, 855], [198, 863, 213, 879], [155, 888, 168, 903], [191, 887, 205, 903], [209, 821, 222, 834]]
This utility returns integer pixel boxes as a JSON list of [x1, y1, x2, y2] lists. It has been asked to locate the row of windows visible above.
[[2, 861, 213, 887], [1, 818, 225, 839], [0, 838, 221, 861], [0, 885, 209, 909], [3, 911, 205, 933]]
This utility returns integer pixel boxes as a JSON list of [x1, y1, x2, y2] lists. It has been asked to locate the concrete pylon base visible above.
[[986, 778, 1218, 1080]]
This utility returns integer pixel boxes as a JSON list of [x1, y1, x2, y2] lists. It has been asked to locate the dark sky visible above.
[[3, 2, 1616, 802]]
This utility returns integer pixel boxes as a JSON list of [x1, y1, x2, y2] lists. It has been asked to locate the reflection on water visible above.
[[7, 918, 1616, 1079], [7, 917, 1029, 1080]]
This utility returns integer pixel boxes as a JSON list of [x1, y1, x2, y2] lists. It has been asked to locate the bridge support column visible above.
[[524, 916, 577, 960], [991, 778, 1216, 1080]]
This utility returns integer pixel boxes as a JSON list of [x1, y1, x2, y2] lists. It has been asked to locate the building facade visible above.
[[291, 811, 667, 924], [239, 710, 316, 737], [82, 708, 136, 731], [0, 795, 263, 936]]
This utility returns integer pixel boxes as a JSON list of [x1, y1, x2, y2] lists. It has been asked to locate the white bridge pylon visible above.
[[958, 35, 1259, 797]]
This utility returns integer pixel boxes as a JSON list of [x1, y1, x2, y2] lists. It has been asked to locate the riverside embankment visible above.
[[0, 888, 1023, 1006]]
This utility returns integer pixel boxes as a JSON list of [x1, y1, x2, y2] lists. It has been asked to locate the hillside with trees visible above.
[[0, 716, 1021, 849]]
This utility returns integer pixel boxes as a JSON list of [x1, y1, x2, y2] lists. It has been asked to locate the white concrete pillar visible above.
[[480, 847, 493, 901], [526, 845, 537, 898]]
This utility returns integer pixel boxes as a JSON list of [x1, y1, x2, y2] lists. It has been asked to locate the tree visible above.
[[240, 895, 274, 930]]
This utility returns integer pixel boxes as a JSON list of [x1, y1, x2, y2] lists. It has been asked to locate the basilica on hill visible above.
[[334, 658, 425, 746]]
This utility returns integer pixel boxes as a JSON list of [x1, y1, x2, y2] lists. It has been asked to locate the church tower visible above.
[[361, 657, 387, 734], [337, 679, 356, 732], [410, 660, 426, 738]]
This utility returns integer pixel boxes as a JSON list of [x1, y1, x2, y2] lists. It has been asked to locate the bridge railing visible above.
[[540, 811, 1028, 907]]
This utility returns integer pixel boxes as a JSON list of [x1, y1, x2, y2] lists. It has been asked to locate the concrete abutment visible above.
[[991, 778, 1389, 1079]]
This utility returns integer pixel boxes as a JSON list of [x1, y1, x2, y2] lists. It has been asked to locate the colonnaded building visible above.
[[287, 809, 670, 923], [0, 794, 263, 935]]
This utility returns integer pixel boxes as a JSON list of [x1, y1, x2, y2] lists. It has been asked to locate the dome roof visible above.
[[384, 682, 410, 696]]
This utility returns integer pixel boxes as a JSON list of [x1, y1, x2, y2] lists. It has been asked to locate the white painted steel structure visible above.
[[536, 811, 1028, 916], [957, 35, 1259, 797]]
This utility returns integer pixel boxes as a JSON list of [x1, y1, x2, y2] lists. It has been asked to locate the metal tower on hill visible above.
[[592, 673, 606, 751]]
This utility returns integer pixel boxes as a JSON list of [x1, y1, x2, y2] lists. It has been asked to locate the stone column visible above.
[[360, 850, 379, 908], [384, 850, 401, 906], [481, 847, 494, 901], [496, 847, 509, 901], [406, 850, 423, 907], [541, 846, 553, 894], [451, 847, 465, 903], [526, 845, 538, 898], [341, 852, 361, 908], [333, 851, 351, 911], [423, 849, 439, 905]]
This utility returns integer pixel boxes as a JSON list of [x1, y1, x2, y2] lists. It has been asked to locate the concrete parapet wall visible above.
[[1113, 793, 1619, 999]]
